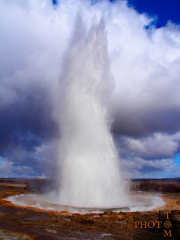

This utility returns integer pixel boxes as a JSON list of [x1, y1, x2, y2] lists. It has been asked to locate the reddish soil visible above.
[[0, 183, 180, 239]]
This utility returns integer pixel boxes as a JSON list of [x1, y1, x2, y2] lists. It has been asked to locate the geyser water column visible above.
[[57, 15, 128, 208]]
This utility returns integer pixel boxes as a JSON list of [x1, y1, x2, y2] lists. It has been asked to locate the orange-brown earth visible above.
[[0, 182, 180, 239]]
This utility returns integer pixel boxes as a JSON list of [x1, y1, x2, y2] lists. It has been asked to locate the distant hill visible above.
[[131, 177, 180, 182]]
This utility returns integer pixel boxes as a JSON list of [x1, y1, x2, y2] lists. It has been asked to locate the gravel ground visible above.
[[0, 182, 180, 240], [0, 229, 31, 240]]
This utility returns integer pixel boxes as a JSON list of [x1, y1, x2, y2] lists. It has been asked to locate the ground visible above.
[[0, 179, 180, 239]]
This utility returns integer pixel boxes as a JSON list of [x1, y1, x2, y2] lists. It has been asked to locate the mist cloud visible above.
[[1, 0, 180, 178]]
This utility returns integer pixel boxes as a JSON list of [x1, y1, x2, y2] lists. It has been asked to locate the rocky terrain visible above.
[[0, 180, 180, 239]]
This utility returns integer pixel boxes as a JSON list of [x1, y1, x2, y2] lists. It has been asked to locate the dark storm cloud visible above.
[[3, 93, 47, 137], [0, 78, 58, 150], [113, 107, 180, 138], [0, 79, 58, 178]]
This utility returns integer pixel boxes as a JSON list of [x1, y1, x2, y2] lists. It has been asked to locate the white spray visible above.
[[57, 15, 128, 208]]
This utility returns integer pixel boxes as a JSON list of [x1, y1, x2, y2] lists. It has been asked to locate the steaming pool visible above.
[[7, 193, 165, 213]]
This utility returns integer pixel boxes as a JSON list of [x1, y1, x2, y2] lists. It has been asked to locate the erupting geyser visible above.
[[57, 16, 128, 208], [6, 9, 165, 213]]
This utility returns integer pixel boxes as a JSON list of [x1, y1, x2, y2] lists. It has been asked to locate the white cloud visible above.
[[0, 160, 42, 178], [117, 132, 180, 177], [1, 0, 180, 178], [121, 157, 174, 178], [118, 132, 180, 159]]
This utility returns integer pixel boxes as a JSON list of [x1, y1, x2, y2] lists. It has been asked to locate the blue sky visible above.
[[1, 0, 180, 179], [174, 153, 180, 164], [128, 0, 180, 28]]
